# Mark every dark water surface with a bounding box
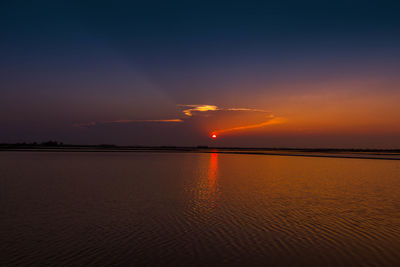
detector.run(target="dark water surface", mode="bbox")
[1,151,400,266]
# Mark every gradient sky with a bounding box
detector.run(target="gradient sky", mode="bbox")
[1,0,400,148]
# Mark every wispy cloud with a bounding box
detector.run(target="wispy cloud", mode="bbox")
[73,104,285,135]
[225,108,266,112]
[177,104,267,116]
[73,119,182,128]
[178,104,219,116]
[214,116,286,134]
[177,104,285,135]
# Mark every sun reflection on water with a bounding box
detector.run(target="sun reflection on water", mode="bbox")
[208,152,218,191]
[204,151,220,209]
[192,151,220,212]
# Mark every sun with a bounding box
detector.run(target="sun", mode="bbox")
[211,134,217,139]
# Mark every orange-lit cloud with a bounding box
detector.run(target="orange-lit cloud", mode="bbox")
[73,104,285,136]
[215,116,286,134]
[178,104,219,116]
[178,104,267,116]
[178,104,285,135]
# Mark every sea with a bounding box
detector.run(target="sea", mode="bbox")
[1,151,400,266]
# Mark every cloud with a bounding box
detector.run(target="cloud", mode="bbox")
[177,104,266,116]
[73,104,285,135]
[214,116,286,134]
[73,119,182,128]
[178,105,285,134]
[178,104,219,116]
[115,119,183,123]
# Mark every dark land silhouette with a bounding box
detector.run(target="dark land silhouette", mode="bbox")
[1,142,400,160]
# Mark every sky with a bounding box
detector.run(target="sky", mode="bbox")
[1,0,400,148]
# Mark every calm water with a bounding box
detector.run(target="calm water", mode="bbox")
[1,151,400,266]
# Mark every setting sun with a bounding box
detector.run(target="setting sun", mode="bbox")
[211,134,217,139]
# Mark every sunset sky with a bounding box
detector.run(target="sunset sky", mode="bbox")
[1,0,400,148]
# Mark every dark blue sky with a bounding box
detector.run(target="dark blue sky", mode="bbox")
[1,1,400,147]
